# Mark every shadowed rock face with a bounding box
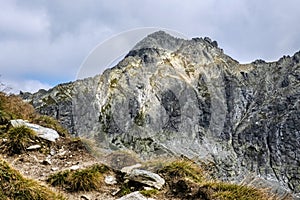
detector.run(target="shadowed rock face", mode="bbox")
[21,31,300,198]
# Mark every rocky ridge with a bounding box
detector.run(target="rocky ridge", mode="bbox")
[21,31,300,198]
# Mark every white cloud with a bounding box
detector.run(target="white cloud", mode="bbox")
[0,16,113,82]
[2,78,52,94]
[0,0,49,39]
[0,0,300,92]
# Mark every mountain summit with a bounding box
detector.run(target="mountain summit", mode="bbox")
[132,30,219,52]
[22,31,300,199]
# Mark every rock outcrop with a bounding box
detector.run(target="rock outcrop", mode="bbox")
[10,119,59,142]
[125,169,165,190]
[116,191,153,200]
[21,31,300,198]
[21,82,75,134]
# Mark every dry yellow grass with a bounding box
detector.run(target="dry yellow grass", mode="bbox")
[158,159,279,200]
[0,92,36,121]
[0,157,65,200]
[47,164,110,192]
[0,92,68,136]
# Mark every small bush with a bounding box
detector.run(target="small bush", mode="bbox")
[202,182,273,200]
[47,164,110,192]
[118,182,132,196]
[69,167,102,192]
[158,159,204,183]
[46,170,70,188]
[3,125,38,154]
[158,159,277,200]
[0,158,65,200]
[140,189,159,197]
[0,110,10,125]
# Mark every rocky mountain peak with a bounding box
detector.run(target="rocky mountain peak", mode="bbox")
[132,31,221,56]
[21,32,300,199]
[132,30,185,51]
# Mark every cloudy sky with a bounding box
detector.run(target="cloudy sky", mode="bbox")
[1,0,300,93]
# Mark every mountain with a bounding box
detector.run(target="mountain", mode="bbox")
[21,31,300,198]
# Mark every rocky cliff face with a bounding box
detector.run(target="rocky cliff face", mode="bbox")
[21,31,300,198]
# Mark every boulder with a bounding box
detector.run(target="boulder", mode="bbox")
[51,167,59,171]
[117,191,154,200]
[80,195,91,200]
[10,119,59,142]
[42,158,52,165]
[26,144,41,150]
[69,165,80,171]
[121,164,142,174]
[125,169,165,190]
[104,175,117,185]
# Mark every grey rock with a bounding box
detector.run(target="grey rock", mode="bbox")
[80,195,90,200]
[104,175,117,185]
[42,158,51,165]
[20,82,75,134]
[121,164,142,174]
[26,144,41,150]
[22,31,300,198]
[125,169,165,190]
[117,191,152,200]
[51,167,59,171]
[50,149,56,156]
[143,187,154,191]
[57,149,67,156]
[69,165,80,171]
[111,189,121,196]
[10,119,59,142]
[30,155,40,163]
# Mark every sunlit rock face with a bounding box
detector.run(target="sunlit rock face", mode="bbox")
[22,31,300,198]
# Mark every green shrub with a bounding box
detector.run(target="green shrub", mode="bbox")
[47,164,110,192]
[46,170,70,188]
[71,169,102,191]
[140,189,159,197]
[0,110,10,125]
[158,159,277,200]
[158,159,204,183]
[3,125,38,154]
[118,182,132,196]
[202,182,273,200]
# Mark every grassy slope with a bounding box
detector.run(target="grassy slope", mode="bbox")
[0,92,68,199]
[0,158,65,200]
